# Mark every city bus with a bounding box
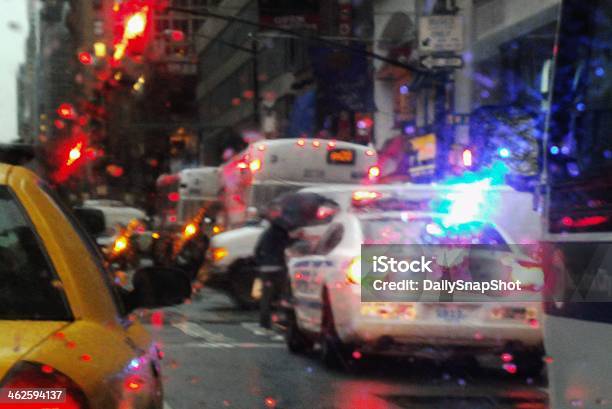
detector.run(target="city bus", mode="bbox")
[541,1,612,407]
[218,138,379,229]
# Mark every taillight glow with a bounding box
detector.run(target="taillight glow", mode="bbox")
[212,247,228,262]
[296,139,305,147]
[561,215,608,228]
[312,140,321,148]
[167,192,180,202]
[237,161,248,170]
[365,149,375,156]
[249,159,262,172]
[113,236,128,253]
[124,375,144,391]
[367,165,381,180]
[184,223,197,238]
[327,140,336,149]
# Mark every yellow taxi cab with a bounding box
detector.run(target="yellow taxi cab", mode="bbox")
[0,150,191,408]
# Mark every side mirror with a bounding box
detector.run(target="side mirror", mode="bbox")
[287,240,312,257]
[73,207,106,237]
[127,266,191,310]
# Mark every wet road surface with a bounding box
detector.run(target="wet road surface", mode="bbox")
[145,289,548,409]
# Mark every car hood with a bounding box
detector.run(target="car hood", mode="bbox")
[0,321,68,381]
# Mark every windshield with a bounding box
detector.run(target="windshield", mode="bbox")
[4,0,609,407]
[0,187,71,320]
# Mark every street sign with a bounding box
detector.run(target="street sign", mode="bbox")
[418,15,464,53]
[419,55,464,70]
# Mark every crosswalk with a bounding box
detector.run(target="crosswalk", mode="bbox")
[170,320,285,349]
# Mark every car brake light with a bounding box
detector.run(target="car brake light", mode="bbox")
[327,140,336,149]
[211,247,228,262]
[237,161,248,170]
[346,257,361,285]
[249,159,262,172]
[367,165,380,181]
[365,149,375,156]
[113,236,128,253]
[1,361,89,408]
[312,140,320,148]
[183,223,197,238]
[296,139,305,147]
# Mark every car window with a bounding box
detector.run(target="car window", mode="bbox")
[314,223,344,255]
[0,186,71,321]
[361,217,510,250]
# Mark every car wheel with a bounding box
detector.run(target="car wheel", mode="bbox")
[320,288,352,369]
[285,309,313,354]
[229,259,258,310]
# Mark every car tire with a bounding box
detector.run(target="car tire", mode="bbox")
[229,259,258,310]
[285,309,313,354]
[320,288,352,369]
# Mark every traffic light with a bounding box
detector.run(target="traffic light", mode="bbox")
[57,103,77,120]
[124,10,147,39]
[66,142,83,166]
[78,51,93,65]
[112,0,152,61]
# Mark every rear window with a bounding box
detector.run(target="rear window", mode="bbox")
[360,217,509,249]
[0,186,71,320]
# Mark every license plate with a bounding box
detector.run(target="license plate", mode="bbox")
[436,307,466,322]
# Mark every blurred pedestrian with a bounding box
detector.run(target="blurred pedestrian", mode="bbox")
[254,222,295,328]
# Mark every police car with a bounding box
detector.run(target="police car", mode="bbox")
[285,209,544,373]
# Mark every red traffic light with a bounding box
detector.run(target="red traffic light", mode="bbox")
[164,29,185,42]
[57,103,76,120]
[66,142,83,166]
[78,51,93,65]
[124,10,147,39]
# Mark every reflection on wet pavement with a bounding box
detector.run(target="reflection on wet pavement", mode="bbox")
[146,288,547,409]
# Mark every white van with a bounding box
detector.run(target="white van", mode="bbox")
[177,166,219,224]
